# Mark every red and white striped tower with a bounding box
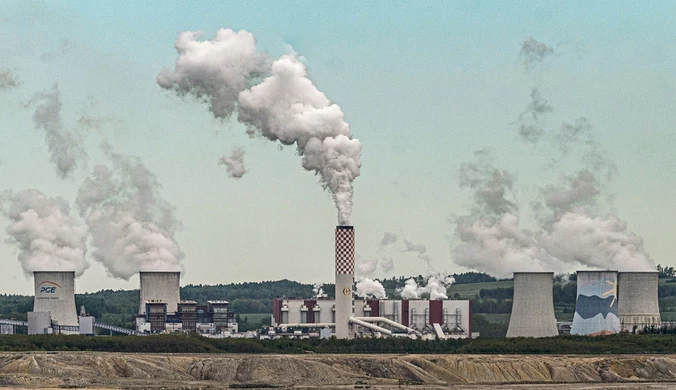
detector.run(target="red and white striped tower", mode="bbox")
[335,225,355,339]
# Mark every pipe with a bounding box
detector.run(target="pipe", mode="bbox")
[353,316,421,335]
[349,317,392,336]
[277,323,335,328]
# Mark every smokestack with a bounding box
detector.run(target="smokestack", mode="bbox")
[571,270,620,335]
[507,272,558,338]
[138,271,180,315]
[618,271,661,331]
[335,225,355,339]
[33,271,78,327]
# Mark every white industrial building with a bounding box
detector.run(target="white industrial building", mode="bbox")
[272,297,472,339]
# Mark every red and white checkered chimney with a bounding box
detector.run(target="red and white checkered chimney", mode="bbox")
[335,225,355,339]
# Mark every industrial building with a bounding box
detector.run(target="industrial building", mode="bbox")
[272,298,472,339]
[618,271,661,331]
[507,272,558,338]
[138,271,181,315]
[570,270,621,336]
[135,300,238,334]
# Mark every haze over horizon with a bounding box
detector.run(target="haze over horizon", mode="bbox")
[1,1,674,295]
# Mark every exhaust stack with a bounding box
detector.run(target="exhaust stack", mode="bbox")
[335,225,355,339]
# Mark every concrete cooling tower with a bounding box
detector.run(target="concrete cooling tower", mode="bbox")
[507,272,558,338]
[335,225,355,339]
[33,271,78,326]
[138,271,180,315]
[618,271,661,331]
[571,270,620,336]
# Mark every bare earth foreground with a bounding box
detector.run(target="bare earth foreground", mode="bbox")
[1,352,676,389]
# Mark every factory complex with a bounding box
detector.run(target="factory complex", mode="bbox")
[0,226,665,340]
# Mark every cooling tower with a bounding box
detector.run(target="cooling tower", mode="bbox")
[571,270,620,336]
[618,271,661,331]
[138,271,180,315]
[33,271,78,326]
[335,225,355,339]
[507,272,558,338]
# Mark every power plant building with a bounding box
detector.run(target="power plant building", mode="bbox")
[272,298,472,338]
[571,270,620,336]
[618,271,661,331]
[507,272,558,338]
[33,271,78,327]
[138,271,180,315]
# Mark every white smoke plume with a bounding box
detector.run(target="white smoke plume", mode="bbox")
[398,278,419,299]
[355,252,378,278]
[516,88,553,144]
[402,239,434,272]
[25,85,87,178]
[1,189,89,277]
[312,282,327,299]
[76,147,184,280]
[520,37,554,71]
[157,28,269,119]
[397,274,454,300]
[237,54,362,224]
[541,212,654,271]
[379,232,398,247]
[453,213,556,279]
[380,257,394,273]
[218,148,247,179]
[0,68,21,91]
[355,277,386,299]
[458,149,517,216]
[159,30,362,224]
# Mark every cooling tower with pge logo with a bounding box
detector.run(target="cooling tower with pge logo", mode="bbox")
[33,271,78,327]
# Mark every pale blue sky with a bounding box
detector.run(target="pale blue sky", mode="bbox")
[1,1,674,294]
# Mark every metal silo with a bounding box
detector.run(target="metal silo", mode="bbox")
[507,272,558,338]
[571,270,620,335]
[618,271,661,331]
[33,271,78,326]
[138,271,181,315]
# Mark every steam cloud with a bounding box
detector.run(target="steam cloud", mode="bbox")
[76,147,184,280]
[312,282,327,298]
[520,37,554,71]
[355,277,386,299]
[158,29,362,224]
[1,189,89,277]
[0,69,21,91]
[25,85,87,178]
[398,274,455,300]
[218,148,247,179]
[451,37,654,277]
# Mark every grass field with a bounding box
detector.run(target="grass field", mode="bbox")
[448,280,513,299]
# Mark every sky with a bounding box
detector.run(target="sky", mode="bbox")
[0,1,674,295]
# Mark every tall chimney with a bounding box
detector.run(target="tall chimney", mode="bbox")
[335,225,355,339]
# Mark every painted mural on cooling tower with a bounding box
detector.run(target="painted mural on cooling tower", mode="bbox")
[571,271,620,336]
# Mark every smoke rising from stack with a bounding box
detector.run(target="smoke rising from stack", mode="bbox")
[520,37,554,71]
[451,37,654,276]
[218,148,246,179]
[0,68,21,91]
[76,146,184,280]
[1,189,89,277]
[355,278,386,299]
[158,29,362,224]
[397,274,455,300]
[24,85,87,178]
